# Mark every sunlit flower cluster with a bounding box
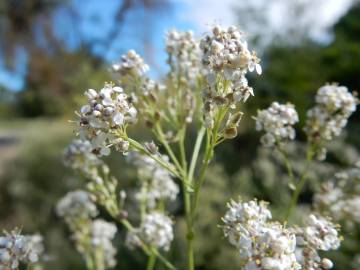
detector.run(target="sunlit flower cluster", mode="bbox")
[129,153,179,209]
[255,102,299,147]
[77,83,137,156]
[222,199,300,270]
[0,230,44,270]
[305,84,358,160]
[200,25,261,128]
[126,212,174,251]
[314,162,360,228]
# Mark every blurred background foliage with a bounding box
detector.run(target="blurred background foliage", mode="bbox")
[0,0,359,269]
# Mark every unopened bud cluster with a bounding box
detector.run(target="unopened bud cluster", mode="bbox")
[255,102,299,147]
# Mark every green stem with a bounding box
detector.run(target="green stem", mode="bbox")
[179,126,188,172]
[179,125,195,270]
[127,138,181,178]
[278,148,296,185]
[191,130,213,220]
[188,126,206,183]
[191,107,226,219]
[146,252,157,270]
[155,124,184,176]
[120,220,176,269]
[284,147,314,221]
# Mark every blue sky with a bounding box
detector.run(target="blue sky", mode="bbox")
[0,0,354,91]
[0,0,195,91]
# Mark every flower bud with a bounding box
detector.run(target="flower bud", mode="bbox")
[322,258,333,269]
[224,126,237,139]
[229,111,244,126]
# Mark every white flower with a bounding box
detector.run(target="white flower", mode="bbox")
[112,49,149,78]
[200,25,261,128]
[222,199,300,270]
[0,230,44,269]
[129,153,179,208]
[255,102,299,147]
[56,190,98,222]
[165,30,202,84]
[314,163,360,227]
[63,139,101,174]
[303,214,341,250]
[77,83,137,155]
[292,214,341,270]
[90,219,117,268]
[304,83,358,160]
[127,212,174,251]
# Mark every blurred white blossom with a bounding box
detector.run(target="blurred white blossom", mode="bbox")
[0,230,44,270]
[56,190,98,223]
[305,84,358,160]
[129,153,179,209]
[126,212,173,251]
[255,102,299,147]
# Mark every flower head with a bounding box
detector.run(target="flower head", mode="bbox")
[112,49,149,78]
[304,84,358,160]
[255,102,299,147]
[126,212,174,251]
[56,190,98,222]
[0,230,44,269]
[77,83,137,155]
[222,199,300,270]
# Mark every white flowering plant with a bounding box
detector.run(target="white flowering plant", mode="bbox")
[51,25,359,270]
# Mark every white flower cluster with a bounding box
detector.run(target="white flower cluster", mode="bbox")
[126,212,173,251]
[222,199,300,270]
[56,190,98,222]
[314,162,360,228]
[0,230,44,269]
[165,30,202,84]
[90,219,118,268]
[200,25,261,128]
[56,191,118,268]
[63,139,101,174]
[112,49,149,79]
[78,83,137,156]
[129,153,179,209]
[293,214,341,270]
[255,102,299,147]
[302,214,341,250]
[305,84,358,160]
